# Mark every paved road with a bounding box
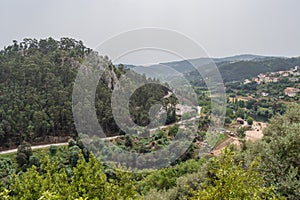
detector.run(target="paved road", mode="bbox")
[0,136,123,155]
[0,113,201,156]
[0,142,69,155]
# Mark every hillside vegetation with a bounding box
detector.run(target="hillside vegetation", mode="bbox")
[0,38,173,150]
[1,104,300,199]
[1,38,300,199]
[216,57,300,82]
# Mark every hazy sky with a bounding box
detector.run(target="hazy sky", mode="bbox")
[1,0,300,64]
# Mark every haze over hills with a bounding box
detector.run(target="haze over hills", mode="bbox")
[158,54,273,74]
[122,54,300,82]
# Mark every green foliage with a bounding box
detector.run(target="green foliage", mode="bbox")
[15,153,27,169]
[168,125,178,137]
[243,103,300,199]
[7,154,139,199]
[183,57,300,84]
[190,148,279,200]
[246,115,254,125]
[125,135,133,148]
[16,142,32,169]
[68,145,81,167]
[143,149,280,200]
[49,145,57,156]
[226,107,234,118]
[0,38,93,147]
[139,159,204,194]
[237,126,247,138]
[236,108,245,118]
[0,158,14,178]
[17,142,32,158]
[29,155,40,167]
[225,116,232,124]
[218,133,227,142]
[0,188,10,200]
[218,58,300,82]
[129,83,175,126]
[0,158,15,186]
[0,38,174,148]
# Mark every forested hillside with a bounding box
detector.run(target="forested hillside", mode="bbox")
[216,57,300,82]
[0,38,173,150]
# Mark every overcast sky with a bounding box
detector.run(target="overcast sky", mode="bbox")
[1,0,299,64]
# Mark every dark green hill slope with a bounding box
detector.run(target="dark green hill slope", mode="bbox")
[0,38,172,150]
[0,38,117,149]
[216,57,300,82]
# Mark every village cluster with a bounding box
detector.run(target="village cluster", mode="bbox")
[243,66,300,97]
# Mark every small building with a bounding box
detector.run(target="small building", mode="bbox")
[284,87,299,97]
[282,73,289,77]
[175,104,195,117]
[261,92,269,97]
[252,77,261,84]
[244,79,251,84]
[264,76,271,83]
[289,77,299,82]
[272,77,279,83]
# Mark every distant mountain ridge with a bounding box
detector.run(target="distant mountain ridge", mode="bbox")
[212,54,276,62]
[121,54,300,82]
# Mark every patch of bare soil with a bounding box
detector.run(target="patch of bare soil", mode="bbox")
[211,136,240,156]
[245,121,266,141]
[212,121,266,156]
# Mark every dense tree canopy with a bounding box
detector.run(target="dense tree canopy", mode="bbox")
[0,38,174,149]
